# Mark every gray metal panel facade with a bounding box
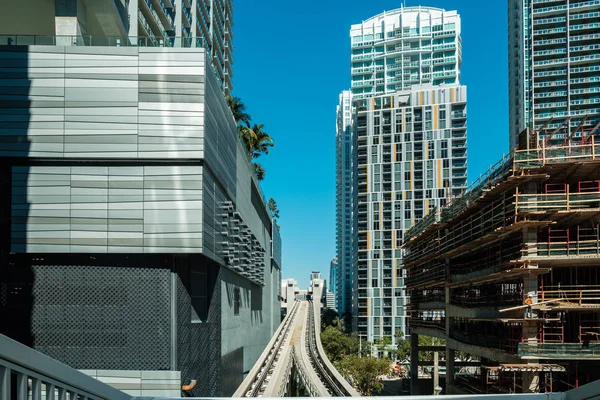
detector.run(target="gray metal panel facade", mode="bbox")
[11,165,203,253]
[0,46,205,159]
[0,45,280,396]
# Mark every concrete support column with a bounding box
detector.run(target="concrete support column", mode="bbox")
[523,228,539,259]
[174,0,183,47]
[55,0,84,44]
[128,0,139,41]
[191,0,197,46]
[410,333,419,395]
[446,348,455,393]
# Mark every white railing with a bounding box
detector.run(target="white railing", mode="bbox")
[0,334,131,400]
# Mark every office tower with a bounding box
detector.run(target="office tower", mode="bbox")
[0,2,278,397]
[1,0,233,96]
[508,0,600,150]
[348,6,467,346]
[335,91,355,319]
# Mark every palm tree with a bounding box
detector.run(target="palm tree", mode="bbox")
[225,95,275,180]
[226,95,251,126]
[253,162,266,181]
[238,124,256,158]
[268,198,279,219]
[248,123,274,159]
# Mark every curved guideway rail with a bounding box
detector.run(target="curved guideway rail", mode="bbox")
[234,300,358,397]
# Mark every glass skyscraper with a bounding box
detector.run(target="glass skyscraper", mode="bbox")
[344,6,468,346]
[509,0,600,150]
[336,91,355,317]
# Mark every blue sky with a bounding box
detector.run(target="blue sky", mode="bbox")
[233,1,508,288]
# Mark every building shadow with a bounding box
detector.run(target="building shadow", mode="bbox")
[0,43,33,347]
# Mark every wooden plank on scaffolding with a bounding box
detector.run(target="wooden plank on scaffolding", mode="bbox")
[499,299,563,313]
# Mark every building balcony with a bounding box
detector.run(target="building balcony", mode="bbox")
[569,0,600,12]
[140,0,167,39]
[571,33,600,42]
[534,37,567,47]
[535,80,568,90]
[534,90,568,98]
[571,54,600,64]
[151,0,174,30]
[533,5,567,15]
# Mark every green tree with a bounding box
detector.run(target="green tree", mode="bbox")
[418,335,446,362]
[247,123,274,160]
[321,308,341,331]
[252,162,265,181]
[341,312,353,333]
[321,326,354,362]
[374,336,393,358]
[226,95,251,125]
[226,96,276,182]
[267,198,280,230]
[395,330,411,362]
[336,356,390,396]
[267,198,280,219]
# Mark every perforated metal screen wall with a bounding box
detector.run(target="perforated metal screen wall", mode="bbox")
[31,264,172,370]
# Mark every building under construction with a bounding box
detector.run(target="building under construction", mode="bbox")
[403,126,600,394]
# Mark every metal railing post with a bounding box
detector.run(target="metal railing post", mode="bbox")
[47,383,56,400]
[0,366,9,399]
[16,373,27,399]
[32,377,42,400]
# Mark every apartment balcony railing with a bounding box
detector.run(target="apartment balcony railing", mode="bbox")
[0,34,200,48]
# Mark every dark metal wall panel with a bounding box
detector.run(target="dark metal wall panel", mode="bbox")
[176,262,222,396]
[221,347,244,397]
[31,263,171,370]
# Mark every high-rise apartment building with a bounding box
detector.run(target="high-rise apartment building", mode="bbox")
[336,91,354,317]
[347,6,467,346]
[350,7,462,99]
[508,0,600,150]
[1,0,233,95]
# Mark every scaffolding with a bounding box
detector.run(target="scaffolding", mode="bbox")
[404,140,600,394]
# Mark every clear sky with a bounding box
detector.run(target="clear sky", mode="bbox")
[233,1,509,288]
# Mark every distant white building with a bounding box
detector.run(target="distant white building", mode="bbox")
[326,292,336,310]
[281,278,299,317]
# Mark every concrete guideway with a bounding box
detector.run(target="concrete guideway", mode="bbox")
[233,301,301,397]
[297,301,331,396]
[303,301,359,396]
[234,300,357,397]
